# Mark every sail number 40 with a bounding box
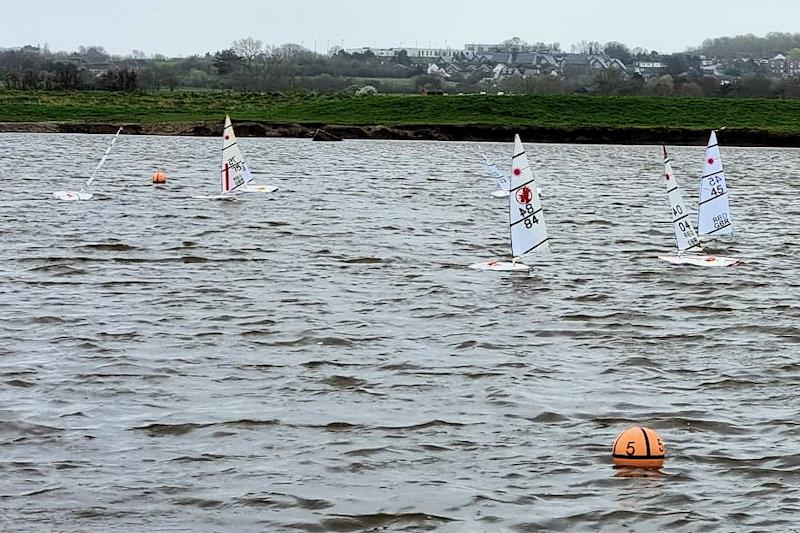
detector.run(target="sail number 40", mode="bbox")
[519,204,539,228]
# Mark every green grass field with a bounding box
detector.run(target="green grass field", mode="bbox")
[3,90,800,132]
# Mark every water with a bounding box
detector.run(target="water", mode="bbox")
[1,133,799,531]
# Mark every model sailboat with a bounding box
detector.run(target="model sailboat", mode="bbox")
[697,130,733,237]
[53,127,122,201]
[195,115,277,199]
[470,135,550,271]
[658,145,739,267]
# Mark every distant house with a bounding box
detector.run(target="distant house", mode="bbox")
[535,53,560,71]
[631,60,667,78]
[342,46,456,64]
[464,43,500,57]
[513,52,538,66]
[559,53,591,72]
[426,62,450,78]
[492,63,521,79]
[480,52,513,64]
[588,55,626,71]
[769,53,800,77]
[443,63,462,76]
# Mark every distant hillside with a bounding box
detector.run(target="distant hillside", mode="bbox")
[692,32,800,59]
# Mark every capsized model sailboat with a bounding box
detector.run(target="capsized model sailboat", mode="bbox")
[470,135,550,271]
[657,145,739,267]
[194,115,278,199]
[53,127,122,201]
[697,130,733,237]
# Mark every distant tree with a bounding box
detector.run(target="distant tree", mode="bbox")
[529,41,560,52]
[696,76,720,97]
[645,75,675,96]
[676,81,704,97]
[53,62,83,90]
[130,50,147,67]
[774,78,800,99]
[274,43,310,59]
[395,49,410,66]
[788,48,800,60]
[591,68,625,95]
[412,73,443,91]
[500,37,528,52]
[213,48,241,75]
[181,68,213,88]
[694,32,800,59]
[621,72,646,95]
[77,45,109,63]
[738,75,772,98]
[571,40,603,55]
[233,37,263,63]
[663,53,695,76]
[603,42,631,63]
[355,85,378,96]
[101,67,137,91]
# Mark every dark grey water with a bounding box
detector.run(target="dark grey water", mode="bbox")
[1,133,799,532]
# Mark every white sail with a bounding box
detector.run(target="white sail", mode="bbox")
[662,145,702,253]
[85,127,122,189]
[508,135,549,257]
[220,115,248,193]
[697,130,733,236]
[482,154,510,192]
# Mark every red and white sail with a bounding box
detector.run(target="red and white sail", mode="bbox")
[220,115,249,194]
[662,145,702,253]
[697,130,733,236]
[508,134,549,258]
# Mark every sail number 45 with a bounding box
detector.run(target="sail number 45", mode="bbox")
[519,204,539,228]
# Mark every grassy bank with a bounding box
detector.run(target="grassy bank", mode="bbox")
[4,90,800,133]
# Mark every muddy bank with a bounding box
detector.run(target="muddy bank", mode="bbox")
[2,120,800,147]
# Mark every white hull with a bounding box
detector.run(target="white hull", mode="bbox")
[240,185,278,193]
[192,194,236,201]
[491,189,509,198]
[658,254,740,267]
[53,190,93,201]
[469,259,530,271]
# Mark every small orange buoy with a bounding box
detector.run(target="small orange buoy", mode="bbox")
[612,427,666,469]
[151,170,168,184]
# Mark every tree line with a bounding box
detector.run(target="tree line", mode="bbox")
[3,33,800,99]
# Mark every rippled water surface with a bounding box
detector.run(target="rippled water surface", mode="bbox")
[1,133,799,531]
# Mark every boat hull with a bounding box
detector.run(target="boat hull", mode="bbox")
[241,185,278,193]
[658,254,740,267]
[469,259,530,271]
[192,194,236,200]
[53,190,93,201]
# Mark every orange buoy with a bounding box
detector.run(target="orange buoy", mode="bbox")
[612,427,666,469]
[151,170,168,184]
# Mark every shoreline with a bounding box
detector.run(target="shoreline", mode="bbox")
[2,120,800,147]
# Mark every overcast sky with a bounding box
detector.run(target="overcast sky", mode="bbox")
[2,0,798,56]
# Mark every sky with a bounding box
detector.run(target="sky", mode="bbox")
[2,0,799,57]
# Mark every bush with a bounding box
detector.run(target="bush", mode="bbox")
[354,85,377,96]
